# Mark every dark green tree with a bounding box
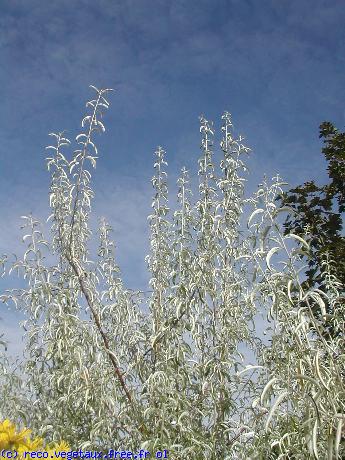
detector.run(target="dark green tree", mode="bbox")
[278,121,345,338]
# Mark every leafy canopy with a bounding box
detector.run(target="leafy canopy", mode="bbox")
[278,122,345,337]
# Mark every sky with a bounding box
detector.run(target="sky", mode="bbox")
[1,0,344,358]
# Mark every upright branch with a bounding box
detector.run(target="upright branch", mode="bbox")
[146,147,172,337]
[47,86,135,408]
[68,86,114,261]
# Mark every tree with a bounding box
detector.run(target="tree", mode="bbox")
[0,87,344,458]
[278,122,345,338]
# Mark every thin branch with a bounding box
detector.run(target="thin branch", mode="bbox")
[65,253,133,403]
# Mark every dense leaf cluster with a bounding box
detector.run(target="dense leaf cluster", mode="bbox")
[278,122,345,337]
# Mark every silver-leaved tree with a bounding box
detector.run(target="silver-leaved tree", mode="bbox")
[0,86,344,459]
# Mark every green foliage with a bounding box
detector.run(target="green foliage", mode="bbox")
[0,87,344,459]
[278,122,345,338]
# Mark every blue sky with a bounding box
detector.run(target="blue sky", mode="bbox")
[1,0,344,357]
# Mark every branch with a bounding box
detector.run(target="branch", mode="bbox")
[65,253,132,403]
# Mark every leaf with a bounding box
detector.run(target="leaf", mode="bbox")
[294,373,321,389]
[335,417,343,458]
[89,84,100,93]
[260,377,278,406]
[314,351,330,391]
[265,391,288,431]
[312,419,319,459]
[266,247,280,270]
[237,365,264,376]
[176,301,184,319]
[151,332,163,349]
[287,279,294,303]
[247,208,264,228]
[95,120,105,132]
[286,233,310,250]
[87,140,98,155]
[81,115,92,127]
[76,133,88,143]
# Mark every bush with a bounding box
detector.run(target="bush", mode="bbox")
[0,86,344,458]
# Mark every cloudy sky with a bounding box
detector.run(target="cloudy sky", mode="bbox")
[1,0,344,357]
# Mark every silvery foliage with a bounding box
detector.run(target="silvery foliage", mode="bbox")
[0,87,344,458]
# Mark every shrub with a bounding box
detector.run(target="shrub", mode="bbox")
[0,86,344,458]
